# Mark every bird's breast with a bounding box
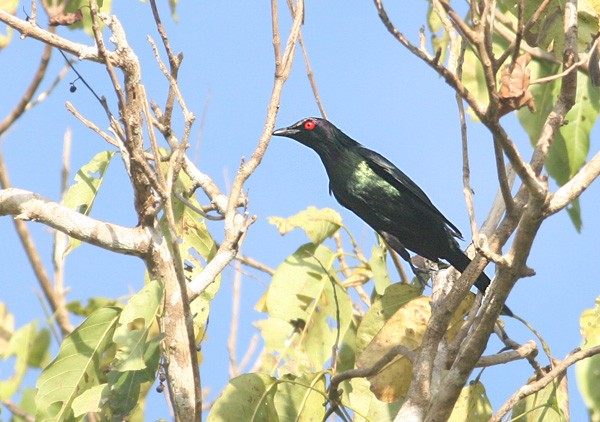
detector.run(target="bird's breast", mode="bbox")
[328,161,400,222]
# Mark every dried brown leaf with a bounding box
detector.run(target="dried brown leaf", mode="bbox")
[498,53,537,116]
[49,9,83,27]
[355,294,474,402]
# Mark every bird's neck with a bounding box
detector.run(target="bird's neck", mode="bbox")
[318,146,363,183]
[315,134,359,170]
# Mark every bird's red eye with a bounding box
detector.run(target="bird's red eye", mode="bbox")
[304,120,315,130]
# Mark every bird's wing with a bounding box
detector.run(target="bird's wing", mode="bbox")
[357,146,463,239]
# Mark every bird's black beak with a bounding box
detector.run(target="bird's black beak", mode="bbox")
[273,127,299,137]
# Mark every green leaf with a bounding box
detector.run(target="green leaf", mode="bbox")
[171,193,218,263]
[62,0,113,37]
[266,243,335,322]
[356,295,472,403]
[576,296,600,420]
[275,373,327,422]
[13,387,37,422]
[0,301,14,356]
[268,207,342,245]
[566,198,583,232]
[113,280,163,371]
[36,306,121,422]
[548,73,599,228]
[504,0,598,54]
[553,73,599,182]
[448,381,493,422]
[355,283,421,356]
[106,335,162,418]
[0,322,41,401]
[66,297,121,317]
[167,171,220,338]
[27,327,51,368]
[169,0,178,22]
[576,336,600,422]
[369,243,391,295]
[579,295,600,344]
[461,48,489,122]
[349,377,403,422]
[255,317,311,376]
[517,60,561,145]
[512,378,567,422]
[524,0,565,52]
[0,25,11,50]
[427,2,449,65]
[519,64,599,230]
[71,384,109,416]
[207,373,279,422]
[263,243,353,373]
[0,0,17,49]
[63,150,115,257]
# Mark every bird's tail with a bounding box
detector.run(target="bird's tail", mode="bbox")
[445,249,513,316]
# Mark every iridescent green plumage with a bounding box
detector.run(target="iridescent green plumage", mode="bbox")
[273,117,512,315]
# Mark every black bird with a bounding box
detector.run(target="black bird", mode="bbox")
[273,117,511,316]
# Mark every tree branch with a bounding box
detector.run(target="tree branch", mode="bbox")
[0,10,109,63]
[544,147,600,216]
[187,0,304,301]
[0,188,150,255]
[492,345,600,422]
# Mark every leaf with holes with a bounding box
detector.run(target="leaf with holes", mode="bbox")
[268,206,342,245]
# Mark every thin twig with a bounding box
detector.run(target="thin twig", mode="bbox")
[494,324,544,377]
[174,191,223,220]
[285,0,327,119]
[480,163,515,237]
[194,90,212,165]
[494,18,561,65]
[0,35,54,135]
[329,344,417,393]
[0,152,74,336]
[228,260,242,378]
[148,0,181,127]
[545,148,600,216]
[65,102,119,148]
[437,0,479,44]
[491,345,600,422]
[188,0,304,301]
[493,135,515,214]
[271,0,282,64]
[495,0,556,67]
[333,231,371,308]
[24,61,70,112]
[510,0,525,66]
[1,400,34,422]
[234,251,276,275]
[57,49,125,141]
[475,340,537,367]
[531,36,600,85]
[140,84,168,199]
[52,128,72,334]
[333,231,351,278]
[432,0,459,73]
[457,40,479,240]
[29,0,37,24]
[237,334,260,374]
[89,1,126,114]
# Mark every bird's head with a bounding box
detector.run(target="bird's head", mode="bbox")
[273,118,351,155]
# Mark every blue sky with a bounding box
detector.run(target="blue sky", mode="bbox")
[1,1,599,420]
